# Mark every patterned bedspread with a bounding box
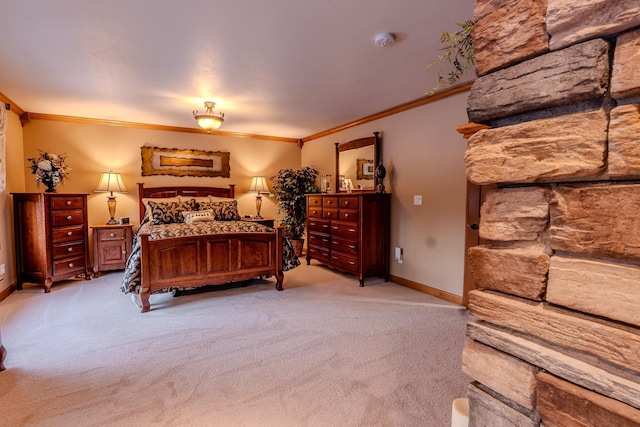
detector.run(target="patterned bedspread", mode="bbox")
[120,219,300,294]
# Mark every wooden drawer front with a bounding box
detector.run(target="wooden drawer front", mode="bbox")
[331,236,358,255]
[53,255,86,276]
[51,209,85,226]
[339,197,359,209]
[331,221,359,239]
[308,206,323,218]
[330,251,358,273]
[308,245,330,263]
[51,196,84,210]
[308,196,323,208]
[309,232,331,248]
[53,241,85,260]
[97,228,127,241]
[323,208,338,220]
[322,197,338,208]
[308,219,331,233]
[338,209,358,222]
[52,225,84,243]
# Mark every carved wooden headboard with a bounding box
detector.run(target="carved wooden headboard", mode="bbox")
[137,182,236,221]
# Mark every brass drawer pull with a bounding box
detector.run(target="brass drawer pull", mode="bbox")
[67,231,73,236]
[348,245,356,249]
[66,215,72,220]
[68,262,74,268]
[67,247,73,252]
[66,200,72,206]
[109,232,116,238]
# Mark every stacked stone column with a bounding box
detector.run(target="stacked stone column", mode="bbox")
[462,0,640,425]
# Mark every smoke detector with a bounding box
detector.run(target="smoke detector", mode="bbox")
[374,32,395,48]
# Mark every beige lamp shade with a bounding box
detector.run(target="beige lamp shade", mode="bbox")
[95,171,127,224]
[248,176,270,219]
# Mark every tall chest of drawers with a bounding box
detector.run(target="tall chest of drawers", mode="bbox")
[12,193,91,292]
[306,192,391,286]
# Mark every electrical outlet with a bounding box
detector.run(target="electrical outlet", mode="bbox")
[414,195,422,205]
[0,264,5,275]
[394,247,403,264]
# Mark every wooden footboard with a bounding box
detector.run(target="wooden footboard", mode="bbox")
[137,226,284,312]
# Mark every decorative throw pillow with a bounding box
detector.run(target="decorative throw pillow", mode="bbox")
[147,199,197,225]
[199,200,241,221]
[142,196,181,220]
[182,209,214,223]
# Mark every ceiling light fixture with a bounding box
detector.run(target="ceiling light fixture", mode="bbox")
[193,101,225,133]
[374,32,395,48]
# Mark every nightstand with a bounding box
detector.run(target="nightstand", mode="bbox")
[245,218,275,227]
[92,224,133,277]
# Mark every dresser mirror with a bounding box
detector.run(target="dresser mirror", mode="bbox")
[334,132,380,192]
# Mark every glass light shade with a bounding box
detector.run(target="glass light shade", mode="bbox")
[95,171,127,224]
[193,101,224,132]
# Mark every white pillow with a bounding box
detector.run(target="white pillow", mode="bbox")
[182,209,215,223]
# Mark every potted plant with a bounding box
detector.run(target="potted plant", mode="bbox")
[425,20,475,94]
[270,165,320,256]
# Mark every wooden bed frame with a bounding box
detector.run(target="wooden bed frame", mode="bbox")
[135,183,284,312]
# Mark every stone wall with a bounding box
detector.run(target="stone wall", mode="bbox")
[462,0,640,425]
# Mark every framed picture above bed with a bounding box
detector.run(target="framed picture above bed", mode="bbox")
[140,146,231,178]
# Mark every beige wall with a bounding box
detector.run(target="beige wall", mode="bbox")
[5,90,469,298]
[1,109,26,294]
[302,92,469,297]
[20,120,301,266]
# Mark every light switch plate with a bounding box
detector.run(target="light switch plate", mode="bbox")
[414,195,422,205]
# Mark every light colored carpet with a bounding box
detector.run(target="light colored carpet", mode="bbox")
[0,262,470,427]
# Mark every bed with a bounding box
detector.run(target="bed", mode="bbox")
[121,183,299,312]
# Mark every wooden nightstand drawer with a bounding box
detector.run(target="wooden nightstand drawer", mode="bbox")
[96,228,128,241]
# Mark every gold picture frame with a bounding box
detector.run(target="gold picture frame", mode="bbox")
[356,158,375,180]
[141,146,230,178]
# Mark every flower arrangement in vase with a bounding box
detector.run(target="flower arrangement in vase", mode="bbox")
[27,150,71,193]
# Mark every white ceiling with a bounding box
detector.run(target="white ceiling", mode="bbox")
[0,0,474,139]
